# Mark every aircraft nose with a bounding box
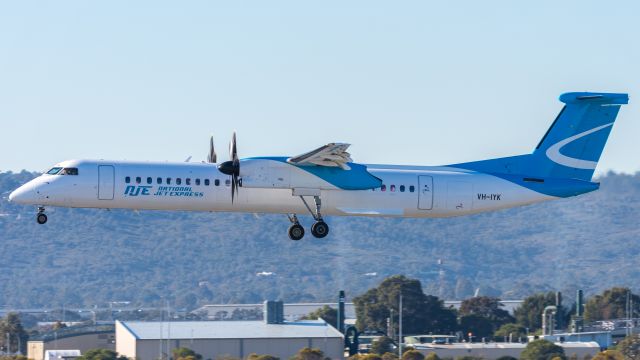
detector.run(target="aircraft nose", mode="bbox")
[8,184,39,204]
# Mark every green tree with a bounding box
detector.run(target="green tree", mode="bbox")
[584,287,640,322]
[401,350,425,360]
[0,313,28,354]
[459,297,514,326]
[371,337,395,355]
[354,275,457,334]
[246,354,279,360]
[459,314,494,340]
[514,293,560,331]
[292,347,328,360]
[381,353,399,360]
[520,339,565,360]
[591,350,623,360]
[300,305,337,327]
[76,349,128,360]
[172,347,203,360]
[494,323,527,340]
[616,334,640,360]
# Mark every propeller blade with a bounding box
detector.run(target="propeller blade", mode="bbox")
[207,136,217,163]
[218,131,240,204]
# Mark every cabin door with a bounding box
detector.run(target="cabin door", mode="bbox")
[418,175,433,210]
[98,165,115,200]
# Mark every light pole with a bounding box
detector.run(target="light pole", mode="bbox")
[398,294,403,358]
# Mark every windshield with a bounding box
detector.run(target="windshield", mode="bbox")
[46,167,62,175]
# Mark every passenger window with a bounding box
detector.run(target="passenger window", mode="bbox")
[196,179,201,186]
[135,177,141,184]
[186,178,191,185]
[400,185,405,192]
[205,179,210,186]
[147,177,152,184]
[225,179,230,186]
[167,178,172,185]
[157,177,162,184]
[214,179,220,186]
[125,176,130,184]
[177,178,182,185]
[390,185,396,192]
[381,184,386,192]
[410,185,415,192]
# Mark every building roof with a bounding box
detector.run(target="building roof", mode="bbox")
[414,342,601,350]
[118,320,343,340]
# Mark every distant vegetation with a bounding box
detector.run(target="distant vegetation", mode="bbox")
[0,171,639,309]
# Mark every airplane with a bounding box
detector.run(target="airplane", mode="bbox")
[9,92,628,240]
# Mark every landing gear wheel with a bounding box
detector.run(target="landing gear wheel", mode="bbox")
[311,221,329,238]
[288,224,305,241]
[36,213,48,225]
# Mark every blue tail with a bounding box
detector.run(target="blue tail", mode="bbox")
[453,92,628,181]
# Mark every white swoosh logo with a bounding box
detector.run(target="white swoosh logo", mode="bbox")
[545,122,614,169]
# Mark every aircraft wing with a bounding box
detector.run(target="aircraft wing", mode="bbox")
[287,143,353,170]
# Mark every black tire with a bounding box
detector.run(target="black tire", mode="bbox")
[36,213,48,225]
[311,221,329,238]
[288,224,304,241]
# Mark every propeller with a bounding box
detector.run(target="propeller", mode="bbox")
[217,132,240,203]
[207,136,217,163]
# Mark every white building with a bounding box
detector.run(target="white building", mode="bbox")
[116,320,344,360]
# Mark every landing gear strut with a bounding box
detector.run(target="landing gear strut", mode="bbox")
[299,195,330,239]
[36,207,47,225]
[287,214,304,241]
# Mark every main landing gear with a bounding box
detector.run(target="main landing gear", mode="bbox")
[287,195,330,241]
[36,207,48,225]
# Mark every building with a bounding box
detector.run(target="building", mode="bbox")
[116,320,344,360]
[413,341,601,359]
[27,324,115,360]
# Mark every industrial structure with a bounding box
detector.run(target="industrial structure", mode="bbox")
[26,324,115,360]
[116,301,344,360]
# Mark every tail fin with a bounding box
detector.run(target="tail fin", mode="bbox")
[452,92,628,181]
[530,92,628,180]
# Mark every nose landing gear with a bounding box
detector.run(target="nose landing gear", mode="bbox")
[36,207,48,224]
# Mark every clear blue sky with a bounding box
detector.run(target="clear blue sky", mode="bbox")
[1,1,638,174]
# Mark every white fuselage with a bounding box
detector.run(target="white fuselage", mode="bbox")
[10,159,555,218]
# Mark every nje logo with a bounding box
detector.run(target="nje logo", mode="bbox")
[124,186,152,196]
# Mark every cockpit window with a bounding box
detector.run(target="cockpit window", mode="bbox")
[59,168,79,175]
[46,167,63,175]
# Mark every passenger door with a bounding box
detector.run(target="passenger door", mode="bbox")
[98,165,115,200]
[418,175,433,210]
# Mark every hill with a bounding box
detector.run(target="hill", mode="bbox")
[0,170,639,309]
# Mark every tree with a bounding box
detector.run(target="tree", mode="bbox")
[514,293,562,331]
[382,353,399,360]
[246,354,279,360]
[292,347,328,360]
[0,313,28,354]
[495,357,517,360]
[459,314,494,340]
[591,350,623,360]
[459,297,514,326]
[354,275,458,335]
[584,287,640,322]
[76,349,128,360]
[401,350,425,360]
[300,305,337,327]
[616,334,640,360]
[494,323,527,340]
[424,353,441,360]
[371,337,395,355]
[172,347,203,360]
[520,339,566,360]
